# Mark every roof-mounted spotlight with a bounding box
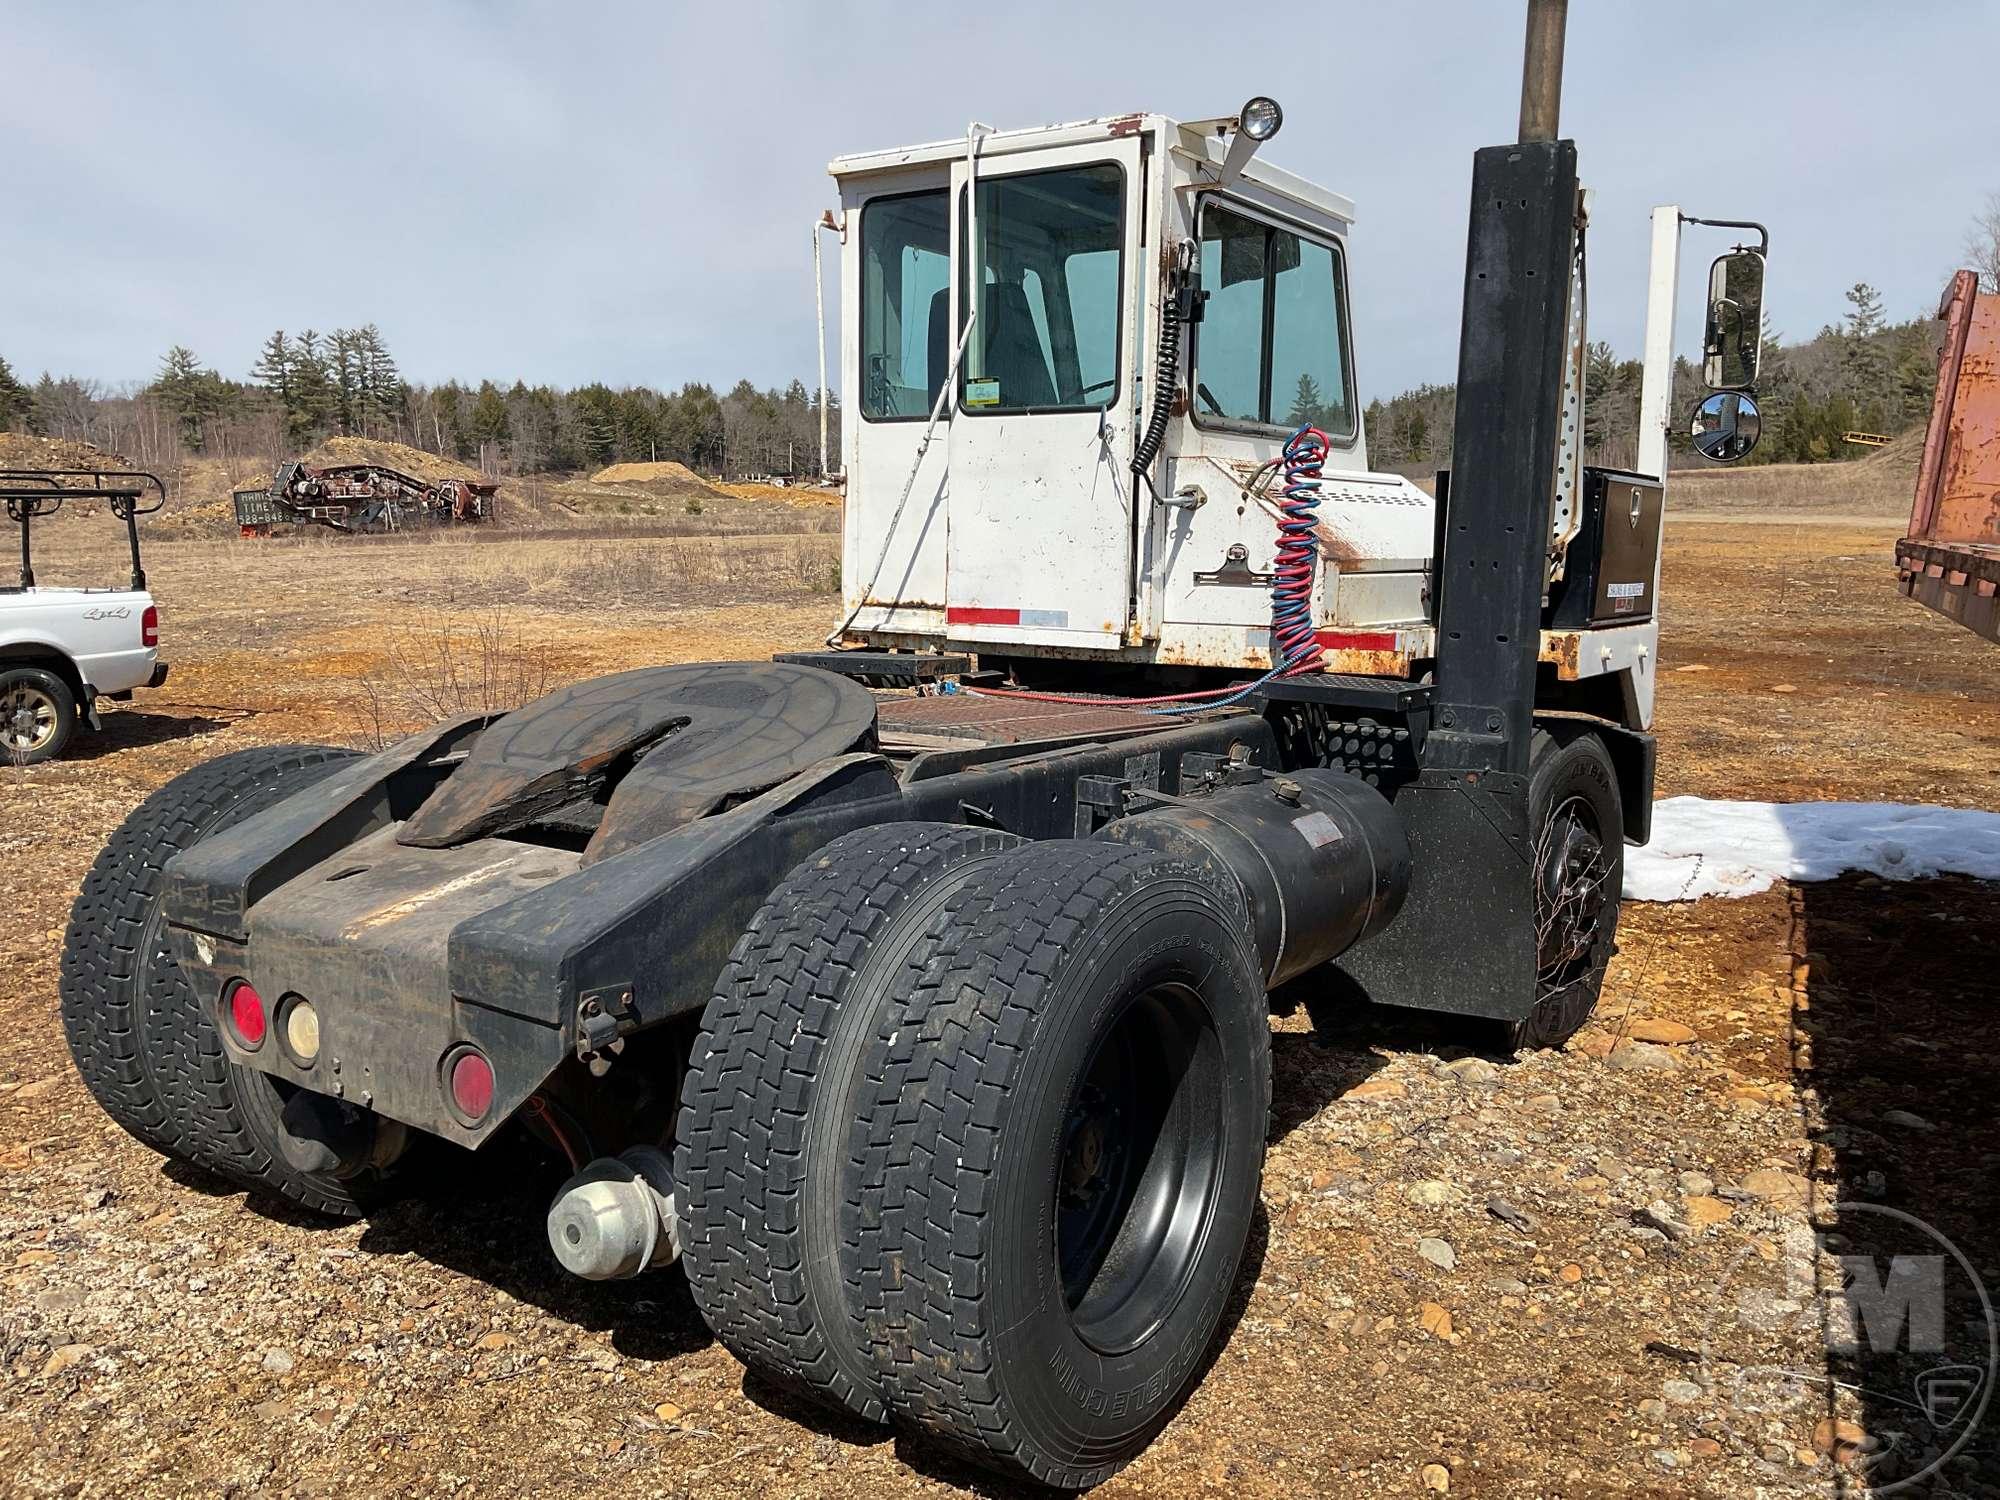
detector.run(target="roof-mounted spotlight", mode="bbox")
[1218,95,1283,186]
[1239,96,1284,143]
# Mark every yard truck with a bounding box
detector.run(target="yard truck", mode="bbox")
[55,2,1769,1485]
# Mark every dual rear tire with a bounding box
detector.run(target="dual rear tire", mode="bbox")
[677,827,1270,1488]
[58,744,401,1216]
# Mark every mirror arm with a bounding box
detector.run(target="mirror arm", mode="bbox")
[1679,214,1769,256]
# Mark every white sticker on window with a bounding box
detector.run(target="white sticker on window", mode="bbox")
[1606,581,1646,599]
[965,378,1001,408]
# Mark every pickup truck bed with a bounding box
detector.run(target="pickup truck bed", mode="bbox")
[0,584,167,759]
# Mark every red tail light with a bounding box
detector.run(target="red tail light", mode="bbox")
[445,1047,495,1123]
[226,981,266,1049]
[141,605,159,648]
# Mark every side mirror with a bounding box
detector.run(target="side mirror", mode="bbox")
[1689,391,1761,463]
[1702,249,1765,390]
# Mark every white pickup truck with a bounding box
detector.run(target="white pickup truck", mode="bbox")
[2,469,170,764]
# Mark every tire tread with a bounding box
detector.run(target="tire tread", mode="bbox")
[59,743,373,1214]
[840,840,1266,1488]
[675,821,1022,1420]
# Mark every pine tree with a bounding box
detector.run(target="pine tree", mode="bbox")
[1895,344,1937,428]
[329,329,362,435]
[573,386,618,466]
[1397,405,1429,462]
[1285,372,1330,427]
[1582,341,1618,452]
[354,324,400,436]
[251,330,299,443]
[293,330,335,441]
[1840,284,1889,425]
[0,354,28,430]
[469,381,510,446]
[1843,283,1885,339]
[152,345,222,451]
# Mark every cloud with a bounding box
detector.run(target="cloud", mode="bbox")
[0,0,1986,403]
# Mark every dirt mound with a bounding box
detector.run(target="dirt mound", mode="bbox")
[588,460,720,495]
[713,480,840,507]
[302,436,490,487]
[1852,426,1925,479]
[0,434,133,478]
[1670,426,1925,519]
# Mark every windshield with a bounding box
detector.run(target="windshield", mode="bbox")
[1193,200,1354,436]
[961,162,1124,415]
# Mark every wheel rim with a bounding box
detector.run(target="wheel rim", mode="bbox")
[3,683,58,754]
[1055,981,1225,1357]
[1534,791,1610,998]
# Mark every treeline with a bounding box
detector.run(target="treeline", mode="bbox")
[0,274,1951,484]
[0,326,835,480]
[1365,282,1943,473]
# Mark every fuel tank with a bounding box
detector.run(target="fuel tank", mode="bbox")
[1101,767,1410,988]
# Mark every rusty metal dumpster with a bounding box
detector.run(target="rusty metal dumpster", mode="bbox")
[1898,269,2000,643]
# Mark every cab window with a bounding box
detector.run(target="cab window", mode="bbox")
[1194,201,1353,436]
[860,189,950,420]
[961,162,1124,414]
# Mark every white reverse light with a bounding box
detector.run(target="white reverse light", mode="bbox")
[283,997,321,1065]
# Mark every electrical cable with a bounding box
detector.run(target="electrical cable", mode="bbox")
[1270,424,1331,674]
[1129,240,1199,499]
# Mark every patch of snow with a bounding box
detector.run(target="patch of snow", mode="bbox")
[1624,797,2000,901]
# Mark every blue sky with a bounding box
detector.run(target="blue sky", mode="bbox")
[3,1,1991,400]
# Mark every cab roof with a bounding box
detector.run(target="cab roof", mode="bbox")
[827,111,1356,226]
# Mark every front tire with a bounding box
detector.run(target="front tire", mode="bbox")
[59,744,399,1216]
[1,665,77,764]
[843,841,1270,1489]
[1507,728,1623,1050]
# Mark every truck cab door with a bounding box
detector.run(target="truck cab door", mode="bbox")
[943,138,1144,650]
[1152,193,1367,652]
[840,171,953,637]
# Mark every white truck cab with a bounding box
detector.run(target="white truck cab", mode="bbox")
[2,470,169,763]
[824,104,1684,733]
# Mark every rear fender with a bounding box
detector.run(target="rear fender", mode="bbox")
[163,714,497,941]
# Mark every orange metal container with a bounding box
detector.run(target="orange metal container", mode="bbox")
[1899,270,2000,643]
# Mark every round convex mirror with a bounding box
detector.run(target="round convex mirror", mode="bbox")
[1689,390,1761,463]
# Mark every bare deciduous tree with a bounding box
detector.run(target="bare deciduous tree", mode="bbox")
[1968,191,2000,293]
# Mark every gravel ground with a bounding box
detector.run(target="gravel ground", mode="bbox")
[3,515,1998,1497]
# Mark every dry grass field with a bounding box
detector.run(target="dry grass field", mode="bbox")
[2,469,1997,1497]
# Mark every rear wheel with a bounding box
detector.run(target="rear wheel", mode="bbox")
[2,665,77,765]
[676,822,1023,1422]
[59,744,401,1216]
[842,841,1270,1489]
[1508,729,1623,1050]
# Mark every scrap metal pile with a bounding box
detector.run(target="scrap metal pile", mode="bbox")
[234,460,498,536]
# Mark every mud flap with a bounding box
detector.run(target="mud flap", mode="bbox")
[1332,768,1537,1021]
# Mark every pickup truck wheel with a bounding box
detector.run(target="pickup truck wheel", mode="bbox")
[1,665,77,765]
[676,822,1023,1422]
[1508,729,1623,1051]
[843,842,1270,1489]
[58,744,395,1217]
